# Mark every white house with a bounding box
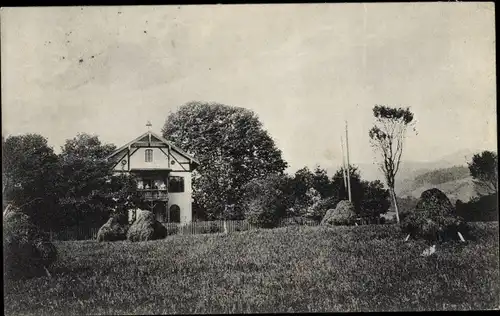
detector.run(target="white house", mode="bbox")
[106,124,199,224]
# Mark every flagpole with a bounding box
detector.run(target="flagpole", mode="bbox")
[340,136,348,191]
[345,120,352,202]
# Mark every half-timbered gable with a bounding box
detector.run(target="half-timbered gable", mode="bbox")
[106,125,199,224]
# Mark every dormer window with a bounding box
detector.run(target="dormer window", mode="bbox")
[145,149,153,162]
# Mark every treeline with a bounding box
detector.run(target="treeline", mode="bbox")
[2,133,141,231]
[235,165,391,228]
[163,102,391,226]
[1,131,392,231]
[3,101,496,231]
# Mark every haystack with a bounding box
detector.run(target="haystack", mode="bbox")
[401,188,467,242]
[127,210,168,242]
[97,214,129,242]
[321,200,356,226]
[3,207,57,280]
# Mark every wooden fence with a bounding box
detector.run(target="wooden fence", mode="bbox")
[162,220,258,235]
[48,217,384,241]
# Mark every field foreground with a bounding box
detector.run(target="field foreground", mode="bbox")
[4,223,500,314]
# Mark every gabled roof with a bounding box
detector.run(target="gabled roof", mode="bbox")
[106,131,200,166]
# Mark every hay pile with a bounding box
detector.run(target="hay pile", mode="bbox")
[127,210,168,242]
[3,207,57,280]
[97,213,129,242]
[401,188,467,242]
[321,200,357,226]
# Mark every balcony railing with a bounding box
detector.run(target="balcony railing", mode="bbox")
[138,189,169,201]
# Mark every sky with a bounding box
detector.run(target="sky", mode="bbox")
[1,3,497,175]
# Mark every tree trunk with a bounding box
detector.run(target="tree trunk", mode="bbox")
[390,188,400,224]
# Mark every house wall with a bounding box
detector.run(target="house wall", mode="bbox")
[129,147,170,169]
[168,171,192,224]
[118,147,192,172]
[112,141,195,224]
[112,149,128,172]
[120,170,193,224]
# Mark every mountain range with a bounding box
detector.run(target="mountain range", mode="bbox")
[326,148,496,203]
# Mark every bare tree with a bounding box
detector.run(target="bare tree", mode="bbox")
[369,105,415,224]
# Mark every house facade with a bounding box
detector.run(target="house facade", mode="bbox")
[106,127,199,224]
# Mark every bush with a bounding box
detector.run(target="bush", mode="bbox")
[306,196,339,221]
[96,214,129,242]
[3,208,57,280]
[242,174,289,228]
[400,188,467,242]
[321,200,357,226]
[127,210,168,242]
[456,193,498,222]
[394,196,419,222]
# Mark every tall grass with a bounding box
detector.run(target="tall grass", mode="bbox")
[6,223,499,315]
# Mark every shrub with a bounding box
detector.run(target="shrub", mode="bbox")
[3,208,57,280]
[305,196,339,221]
[456,193,498,222]
[321,200,357,226]
[400,188,467,243]
[96,214,129,242]
[242,174,289,228]
[127,210,168,242]
[393,196,419,222]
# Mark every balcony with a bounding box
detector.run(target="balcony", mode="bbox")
[138,189,169,201]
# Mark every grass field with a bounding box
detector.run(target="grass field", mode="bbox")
[4,223,499,314]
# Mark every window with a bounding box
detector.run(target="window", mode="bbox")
[169,176,184,193]
[145,149,153,162]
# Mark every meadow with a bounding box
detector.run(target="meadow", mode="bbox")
[4,222,499,314]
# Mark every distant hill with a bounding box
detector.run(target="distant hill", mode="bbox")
[327,148,480,183]
[326,148,495,203]
[392,149,496,202]
[397,165,471,196]
[398,170,477,203]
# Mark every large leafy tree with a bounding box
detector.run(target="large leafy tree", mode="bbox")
[286,166,334,216]
[312,166,334,198]
[330,165,365,210]
[242,173,290,228]
[467,150,498,195]
[57,133,140,228]
[288,167,315,213]
[299,164,390,222]
[162,101,288,220]
[359,179,391,221]
[2,134,60,229]
[369,105,415,224]
[330,165,390,221]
